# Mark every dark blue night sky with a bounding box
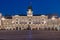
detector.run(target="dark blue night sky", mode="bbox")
[0,0,60,16]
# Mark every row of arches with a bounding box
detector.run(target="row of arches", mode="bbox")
[31,27,58,31]
[11,27,58,31]
[0,26,59,31]
[12,27,31,30]
[43,27,58,31]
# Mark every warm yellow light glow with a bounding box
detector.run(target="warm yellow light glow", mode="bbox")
[12,21,14,23]
[15,15,19,16]
[41,15,45,16]
[1,17,5,20]
[6,27,11,29]
[52,16,55,20]
[44,21,46,24]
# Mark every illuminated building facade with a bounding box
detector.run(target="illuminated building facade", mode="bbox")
[0,6,60,31]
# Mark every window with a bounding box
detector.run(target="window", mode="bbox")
[29,19,31,21]
[16,18,19,21]
[29,22,31,24]
[16,22,18,24]
[42,19,44,21]
[42,22,44,24]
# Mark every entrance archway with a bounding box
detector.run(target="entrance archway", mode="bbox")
[1,28,5,30]
[19,27,21,30]
[32,28,37,30]
[55,27,58,31]
[39,28,41,30]
[16,27,18,30]
[44,28,47,30]
[13,28,15,30]
[51,27,54,31]
[48,27,50,30]
[27,25,31,30]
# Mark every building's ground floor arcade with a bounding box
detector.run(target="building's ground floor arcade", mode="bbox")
[0,24,60,31]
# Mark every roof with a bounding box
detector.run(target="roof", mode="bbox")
[5,16,12,19]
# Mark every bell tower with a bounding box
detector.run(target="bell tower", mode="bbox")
[27,6,33,16]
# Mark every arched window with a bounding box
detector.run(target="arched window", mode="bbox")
[48,27,50,30]
[29,19,31,21]
[19,27,21,30]
[16,27,18,30]
[16,22,18,24]
[51,27,54,30]
[55,27,58,31]
[29,22,31,24]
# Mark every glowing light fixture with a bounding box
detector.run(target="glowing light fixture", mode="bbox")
[52,16,55,20]
[12,21,14,23]
[44,21,46,24]
[1,17,5,20]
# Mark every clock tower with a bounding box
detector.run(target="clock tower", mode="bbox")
[27,6,33,16]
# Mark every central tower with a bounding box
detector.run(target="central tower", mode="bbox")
[27,6,33,16]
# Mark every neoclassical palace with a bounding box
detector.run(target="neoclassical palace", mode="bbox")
[0,6,60,31]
